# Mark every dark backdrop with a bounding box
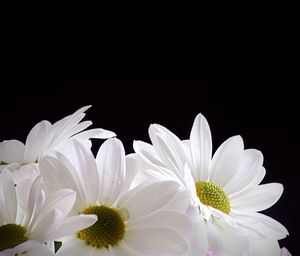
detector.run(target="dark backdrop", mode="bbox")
[1,21,299,254]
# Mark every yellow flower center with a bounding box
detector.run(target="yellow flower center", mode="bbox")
[0,224,28,252]
[78,206,125,249]
[195,181,231,214]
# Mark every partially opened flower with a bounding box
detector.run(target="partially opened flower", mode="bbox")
[0,170,97,256]
[39,138,192,255]
[0,105,115,183]
[133,113,288,255]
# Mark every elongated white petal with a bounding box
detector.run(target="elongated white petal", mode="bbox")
[129,211,192,236]
[133,140,164,168]
[190,113,212,182]
[56,238,92,256]
[62,140,99,205]
[24,121,52,163]
[248,237,281,256]
[38,189,76,221]
[39,155,87,211]
[210,136,244,187]
[96,138,126,205]
[224,149,265,195]
[0,170,17,223]
[73,128,116,140]
[231,183,283,212]
[30,209,63,242]
[126,227,189,255]
[118,181,180,220]
[151,133,186,183]
[46,214,97,241]
[2,240,55,256]
[0,140,25,164]
[234,212,288,239]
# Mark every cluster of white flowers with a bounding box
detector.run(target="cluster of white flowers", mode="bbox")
[0,106,291,256]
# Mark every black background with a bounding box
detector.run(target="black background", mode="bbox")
[1,14,299,254]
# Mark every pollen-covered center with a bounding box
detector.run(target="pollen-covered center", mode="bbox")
[195,181,231,214]
[78,205,125,249]
[0,224,28,251]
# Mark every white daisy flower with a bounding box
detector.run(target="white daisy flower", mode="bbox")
[39,138,192,256]
[0,105,115,183]
[0,169,97,256]
[133,113,288,255]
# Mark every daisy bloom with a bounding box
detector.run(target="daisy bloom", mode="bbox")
[0,105,115,183]
[133,113,288,256]
[0,169,97,256]
[39,138,192,256]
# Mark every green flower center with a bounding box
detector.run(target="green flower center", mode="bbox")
[195,181,231,214]
[78,206,125,249]
[0,224,28,252]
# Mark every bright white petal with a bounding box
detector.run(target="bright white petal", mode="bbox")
[2,240,55,256]
[96,138,126,205]
[46,214,97,241]
[24,121,52,163]
[129,211,192,237]
[210,136,244,187]
[126,227,189,255]
[61,140,99,204]
[0,170,17,223]
[248,237,281,256]
[39,155,87,211]
[133,140,164,168]
[118,181,180,220]
[73,128,116,140]
[30,209,63,242]
[224,149,265,195]
[0,139,25,164]
[189,113,212,182]
[231,183,283,212]
[56,237,92,256]
[234,212,288,239]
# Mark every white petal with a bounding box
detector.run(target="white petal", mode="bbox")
[24,121,52,163]
[50,106,92,148]
[210,136,244,187]
[62,140,99,204]
[39,155,87,211]
[149,124,188,173]
[231,183,283,212]
[129,211,192,237]
[150,133,186,184]
[126,227,189,255]
[30,209,63,242]
[73,128,116,140]
[122,154,140,191]
[56,238,92,256]
[234,212,288,239]
[0,139,25,164]
[46,214,97,240]
[281,247,292,256]
[133,140,164,168]
[39,189,76,220]
[248,237,281,256]
[96,138,126,205]
[118,181,179,220]
[189,113,212,182]
[224,149,265,195]
[2,240,55,256]
[0,170,17,223]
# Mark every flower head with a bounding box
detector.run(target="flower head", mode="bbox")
[0,170,96,256]
[133,113,288,255]
[0,105,115,184]
[40,138,192,255]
